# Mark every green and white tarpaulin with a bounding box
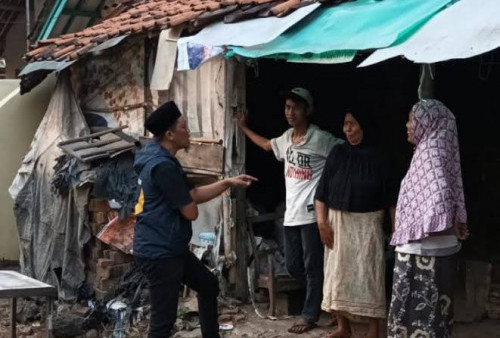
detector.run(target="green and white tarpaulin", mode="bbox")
[228,0,453,62]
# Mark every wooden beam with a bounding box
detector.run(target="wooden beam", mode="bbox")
[234,188,249,300]
[176,142,225,174]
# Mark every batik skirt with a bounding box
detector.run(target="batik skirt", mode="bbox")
[387,252,457,338]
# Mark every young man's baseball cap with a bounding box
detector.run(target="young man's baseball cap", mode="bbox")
[282,87,314,109]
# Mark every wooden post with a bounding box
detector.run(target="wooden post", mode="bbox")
[268,255,276,317]
[11,297,16,338]
[233,188,248,300]
[222,190,234,283]
[47,298,53,338]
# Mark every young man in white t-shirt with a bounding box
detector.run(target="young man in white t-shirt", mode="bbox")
[237,88,343,334]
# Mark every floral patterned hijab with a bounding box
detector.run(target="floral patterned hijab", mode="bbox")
[391,100,467,246]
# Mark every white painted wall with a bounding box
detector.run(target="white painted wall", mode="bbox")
[0,76,55,260]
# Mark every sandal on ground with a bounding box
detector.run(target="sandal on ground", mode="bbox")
[287,320,317,334]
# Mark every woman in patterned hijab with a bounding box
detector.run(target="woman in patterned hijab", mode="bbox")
[387,100,469,338]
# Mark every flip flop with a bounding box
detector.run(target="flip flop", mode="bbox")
[287,321,317,334]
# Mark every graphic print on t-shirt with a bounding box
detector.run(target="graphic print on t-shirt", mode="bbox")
[285,146,313,180]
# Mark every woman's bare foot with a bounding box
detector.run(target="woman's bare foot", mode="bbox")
[324,327,352,338]
[365,318,380,338]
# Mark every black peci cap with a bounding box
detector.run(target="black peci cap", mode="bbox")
[145,101,182,136]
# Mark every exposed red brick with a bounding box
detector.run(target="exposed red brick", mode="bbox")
[89,199,112,213]
[97,277,120,291]
[93,211,108,225]
[97,258,114,268]
[108,250,133,264]
[96,262,131,279]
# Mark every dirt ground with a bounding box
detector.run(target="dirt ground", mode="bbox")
[1,298,499,338]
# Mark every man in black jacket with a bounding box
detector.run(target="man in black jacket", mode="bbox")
[134,101,256,338]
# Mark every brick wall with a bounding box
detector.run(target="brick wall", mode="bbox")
[85,199,133,300]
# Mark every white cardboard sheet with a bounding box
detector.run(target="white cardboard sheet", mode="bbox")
[180,3,320,48]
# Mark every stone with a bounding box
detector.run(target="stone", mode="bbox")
[18,326,34,335]
[172,328,202,338]
[174,318,185,331]
[181,297,199,314]
[218,314,232,322]
[72,304,90,318]
[53,315,86,338]
[233,314,246,322]
[16,300,41,324]
[221,307,239,315]
[57,303,73,316]
[85,329,99,338]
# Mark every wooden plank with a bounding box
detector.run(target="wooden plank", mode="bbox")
[268,254,276,316]
[58,126,128,146]
[72,137,122,151]
[100,140,134,151]
[176,142,224,174]
[76,147,109,158]
[64,141,89,150]
[234,189,248,300]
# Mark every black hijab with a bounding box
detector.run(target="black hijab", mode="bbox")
[315,109,396,212]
